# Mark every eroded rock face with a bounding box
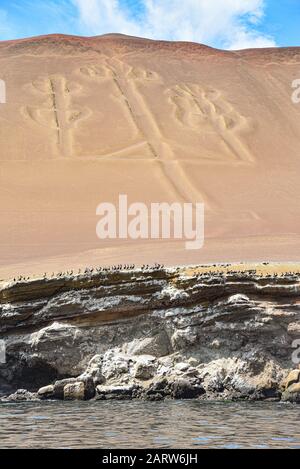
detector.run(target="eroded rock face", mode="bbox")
[0,266,299,402]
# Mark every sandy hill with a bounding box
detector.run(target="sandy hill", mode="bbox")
[0,34,300,278]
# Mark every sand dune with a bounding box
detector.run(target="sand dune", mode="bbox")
[0,34,300,278]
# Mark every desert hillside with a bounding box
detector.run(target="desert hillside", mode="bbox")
[0,34,300,278]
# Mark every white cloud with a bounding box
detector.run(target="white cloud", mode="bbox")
[73,0,142,36]
[229,29,276,50]
[72,0,276,50]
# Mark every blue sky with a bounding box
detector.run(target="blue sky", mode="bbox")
[0,0,299,50]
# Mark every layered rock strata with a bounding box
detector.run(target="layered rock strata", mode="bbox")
[0,265,299,403]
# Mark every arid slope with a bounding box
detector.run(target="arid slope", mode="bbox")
[0,34,300,278]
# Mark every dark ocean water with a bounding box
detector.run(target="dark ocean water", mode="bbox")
[0,400,299,449]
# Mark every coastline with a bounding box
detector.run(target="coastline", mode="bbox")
[1,263,299,404]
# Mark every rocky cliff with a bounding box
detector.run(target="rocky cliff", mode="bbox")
[0,264,300,402]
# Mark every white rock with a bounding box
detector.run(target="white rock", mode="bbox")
[175,362,190,372]
[133,355,157,380]
[102,349,130,379]
[156,285,189,301]
[38,385,54,398]
[227,294,249,304]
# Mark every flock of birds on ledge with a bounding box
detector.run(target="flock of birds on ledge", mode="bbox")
[9,262,300,284]
[12,263,166,283]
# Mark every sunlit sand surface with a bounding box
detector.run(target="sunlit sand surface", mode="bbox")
[0,34,300,279]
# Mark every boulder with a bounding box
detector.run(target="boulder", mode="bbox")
[64,381,85,400]
[54,378,78,399]
[29,322,84,377]
[144,378,170,400]
[82,377,96,400]
[133,355,157,380]
[38,375,95,401]
[37,379,78,400]
[38,384,55,399]
[175,362,190,372]
[282,382,300,403]
[284,370,300,389]
[171,379,205,399]
[96,384,139,400]
[286,382,300,393]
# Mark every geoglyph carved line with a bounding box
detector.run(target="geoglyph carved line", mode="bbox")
[168,83,254,164]
[126,67,161,82]
[77,60,213,207]
[22,75,90,158]
[109,58,211,206]
[78,65,114,80]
